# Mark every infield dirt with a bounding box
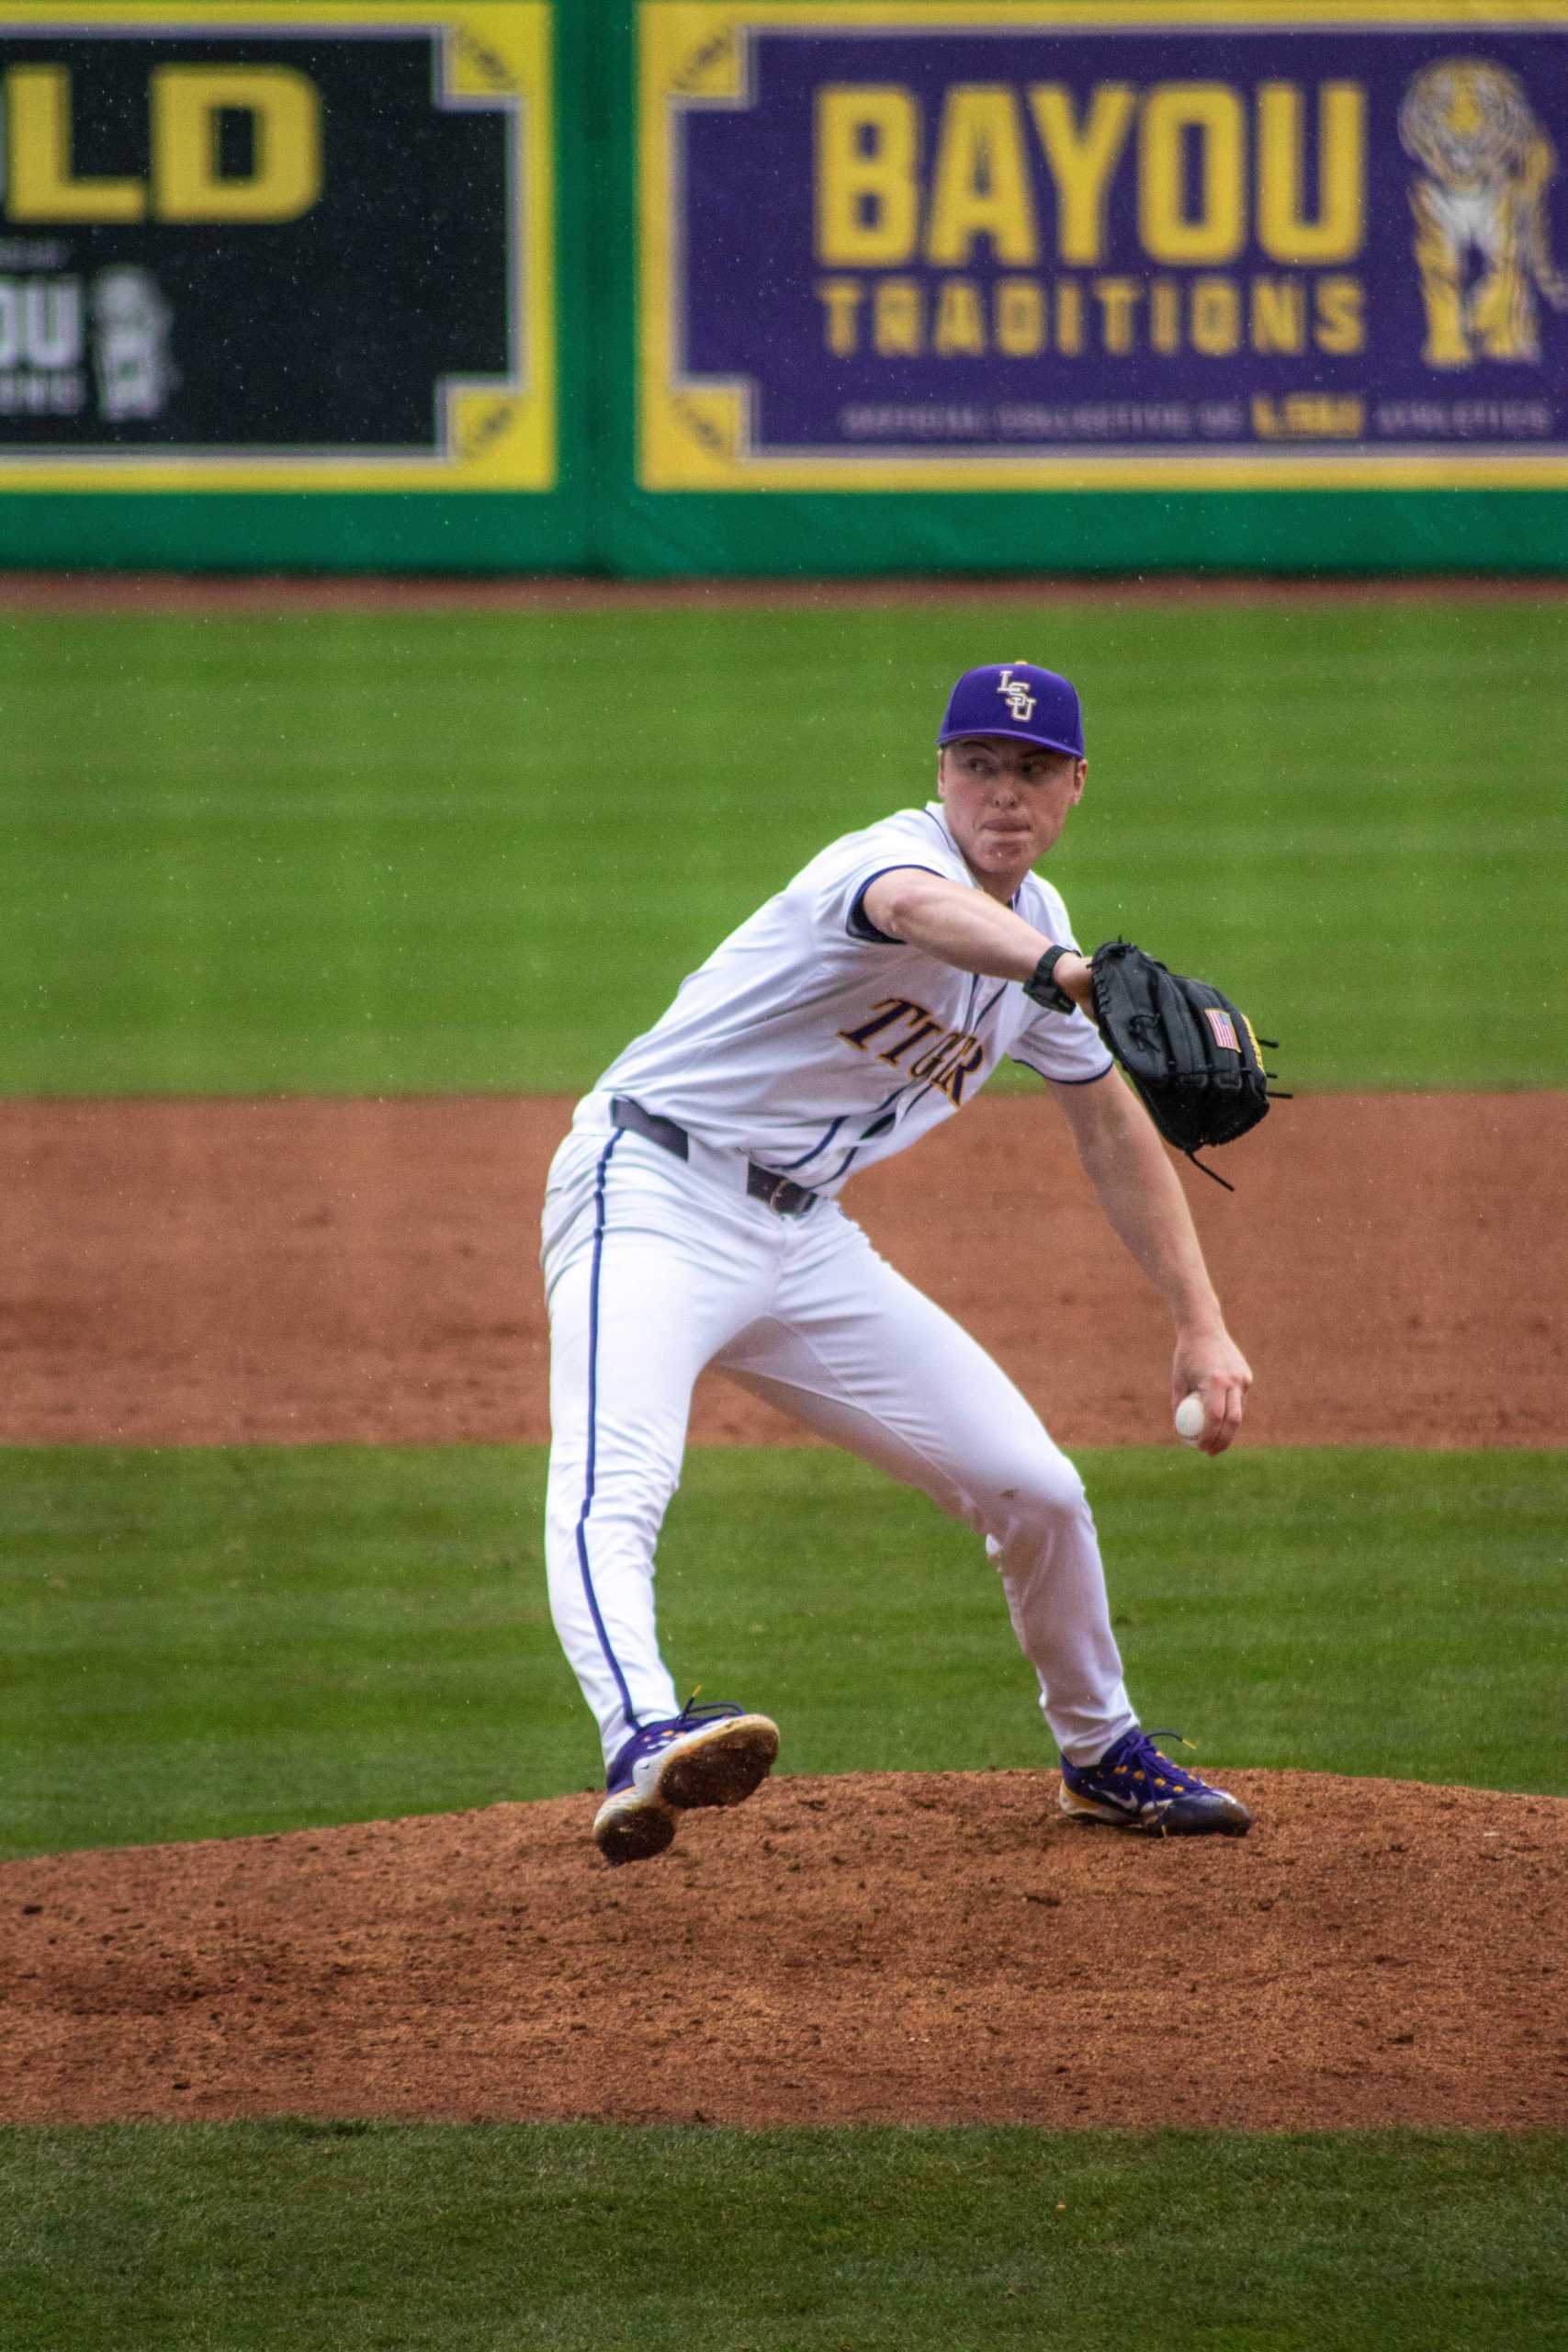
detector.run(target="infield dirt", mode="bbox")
[5,1088,1565,2132]
[3,1091,1565,1449]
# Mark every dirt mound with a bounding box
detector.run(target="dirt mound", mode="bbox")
[3,1091,1566,1449]
[5,1771,1563,2132]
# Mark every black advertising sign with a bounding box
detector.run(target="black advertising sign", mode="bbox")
[0,3,555,487]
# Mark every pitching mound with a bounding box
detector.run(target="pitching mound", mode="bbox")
[6,1771,1563,2132]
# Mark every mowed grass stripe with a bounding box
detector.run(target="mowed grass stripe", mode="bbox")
[4,597,1566,1093]
[3,2121,1565,2352]
[4,1443,1565,1861]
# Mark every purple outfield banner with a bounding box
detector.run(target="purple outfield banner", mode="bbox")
[637,2,1568,488]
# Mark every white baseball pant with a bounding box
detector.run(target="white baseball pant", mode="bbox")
[541,1112,1137,1775]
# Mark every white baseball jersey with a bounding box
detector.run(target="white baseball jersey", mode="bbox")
[578,801,1112,1194]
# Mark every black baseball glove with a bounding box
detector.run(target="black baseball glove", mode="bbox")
[1085,940,1284,1188]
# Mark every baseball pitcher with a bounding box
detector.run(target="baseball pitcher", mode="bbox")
[541,661,1270,1865]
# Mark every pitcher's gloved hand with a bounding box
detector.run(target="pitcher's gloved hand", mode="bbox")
[1086,939,1287,1190]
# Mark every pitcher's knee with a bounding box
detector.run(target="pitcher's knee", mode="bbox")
[983,1449,1090,1539]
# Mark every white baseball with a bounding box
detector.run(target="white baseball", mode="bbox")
[1174,1393,1206,1444]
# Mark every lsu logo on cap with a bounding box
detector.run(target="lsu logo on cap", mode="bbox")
[937,662,1085,758]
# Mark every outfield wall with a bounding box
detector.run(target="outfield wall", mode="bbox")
[1,0,1565,572]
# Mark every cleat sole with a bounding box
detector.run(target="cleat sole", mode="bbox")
[593,1789,678,1868]
[658,1714,779,1812]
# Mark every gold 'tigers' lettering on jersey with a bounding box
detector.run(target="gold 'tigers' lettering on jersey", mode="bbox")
[839,997,987,1105]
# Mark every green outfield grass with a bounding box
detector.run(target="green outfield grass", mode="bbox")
[6,1442,1565,1861]
[5,2121,1566,2352]
[4,596,1566,1095]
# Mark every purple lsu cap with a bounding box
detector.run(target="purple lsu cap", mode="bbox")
[937,662,1085,759]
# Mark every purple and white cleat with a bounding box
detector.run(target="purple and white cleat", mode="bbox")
[592,1700,780,1867]
[1058,1725,1250,1837]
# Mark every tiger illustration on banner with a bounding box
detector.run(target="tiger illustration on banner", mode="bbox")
[1401,57,1568,368]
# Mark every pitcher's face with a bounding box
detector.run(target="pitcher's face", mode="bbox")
[937,738,1087,898]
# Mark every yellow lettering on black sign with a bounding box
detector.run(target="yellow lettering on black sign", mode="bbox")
[153,68,322,222]
[5,63,322,224]
[6,66,146,220]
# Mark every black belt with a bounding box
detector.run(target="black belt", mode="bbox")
[610,1096,818,1217]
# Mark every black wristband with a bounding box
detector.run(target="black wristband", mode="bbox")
[1022,944,1079,1016]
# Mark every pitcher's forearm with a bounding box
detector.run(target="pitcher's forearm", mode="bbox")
[865,872,1092,997]
[1055,1069,1251,1452]
[1073,1102,1225,1336]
